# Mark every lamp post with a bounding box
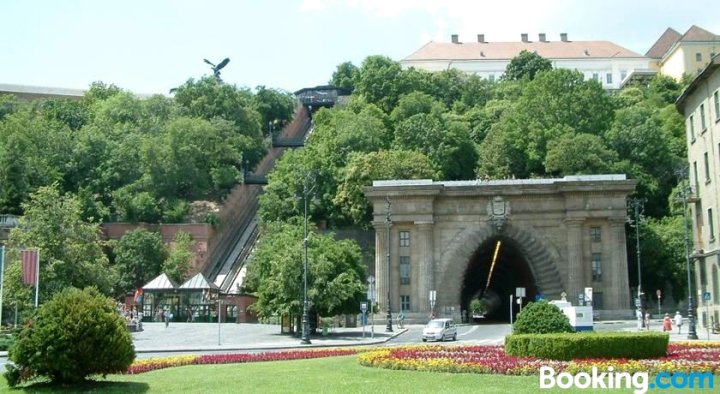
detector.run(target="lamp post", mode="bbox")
[367,275,375,338]
[678,184,699,340]
[300,175,312,345]
[385,196,393,333]
[628,197,645,327]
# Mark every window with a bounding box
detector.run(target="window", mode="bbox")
[606,73,612,84]
[590,227,601,242]
[592,73,599,82]
[593,292,604,309]
[489,74,495,82]
[709,208,715,241]
[694,161,700,192]
[705,152,711,182]
[714,91,719,122]
[401,295,410,311]
[701,104,707,131]
[591,253,602,281]
[689,115,696,141]
[696,52,703,62]
[399,231,410,247]
[400,256,410,285]
[620,70,627,81]
[712,263,719,306]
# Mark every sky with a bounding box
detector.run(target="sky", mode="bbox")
[1,0,719,96]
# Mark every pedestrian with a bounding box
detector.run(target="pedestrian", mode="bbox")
[163,309,169,328]
[644,311,651,331]
[397,311,405,329]
[662,313,672,332]
[674,311,683,334]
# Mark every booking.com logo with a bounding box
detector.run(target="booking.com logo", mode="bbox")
[540,366,714,393]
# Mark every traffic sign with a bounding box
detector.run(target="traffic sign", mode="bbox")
[635,298,641,308]
[656,289,662,298]
[703,292,712,302]
[360,302,368,313]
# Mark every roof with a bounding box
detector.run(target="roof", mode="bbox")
[645,28,681,58]
[0,83,85,99]
[403,40,644,62]
[680,25,720,42]
[179,272,219,290]
[676,54,720,113]
[142,273,177,290]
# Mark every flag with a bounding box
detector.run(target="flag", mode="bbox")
[21,249,38,285]
[133,288,144,304]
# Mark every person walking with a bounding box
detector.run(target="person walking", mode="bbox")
[163,309,169,328]
[674,311,683,334]
[644,311,651,331]
[662,313,672,332]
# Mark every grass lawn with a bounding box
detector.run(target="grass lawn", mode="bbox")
[0,355,709,393]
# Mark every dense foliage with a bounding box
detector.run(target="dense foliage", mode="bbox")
[0,78,293,223]
[512,301,574,334]
[244,220,366,318]
[5,287,135,387]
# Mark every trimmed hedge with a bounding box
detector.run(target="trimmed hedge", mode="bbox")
[513,300,573,334]
[505,331,669,360]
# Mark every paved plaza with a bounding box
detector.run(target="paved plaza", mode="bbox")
[131,322,403,353]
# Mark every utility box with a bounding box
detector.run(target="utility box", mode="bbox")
[549,300,594,331]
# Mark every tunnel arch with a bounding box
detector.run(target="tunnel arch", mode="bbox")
[438,223,565,321]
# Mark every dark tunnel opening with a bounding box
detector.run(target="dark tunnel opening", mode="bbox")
[460,236,537,322]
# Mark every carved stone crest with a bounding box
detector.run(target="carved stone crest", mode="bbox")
[487,196,510,232]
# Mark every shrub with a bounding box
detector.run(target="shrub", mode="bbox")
[0,333,14,351]
[513,300,573,334]
[5,287,135,387]
[505,332,669,360]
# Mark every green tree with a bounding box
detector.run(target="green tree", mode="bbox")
[333,150,439,225]
[163,231,195,285]
[545,132,617,175]
[245,220,366,318]
[393,113,478,180]
[330,61,358,91]
[5,287,134,387]
[353,55,404,113]
[252,85,295,132]
[501,50,553,81]
[5,184,116,306]
[112,229,168,294]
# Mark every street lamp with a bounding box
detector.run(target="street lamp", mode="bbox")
[300,175,312,345]
[628,197,645,327]
[385,196,393,332]
[678,184,699,340]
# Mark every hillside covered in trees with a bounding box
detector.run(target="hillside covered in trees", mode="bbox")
[257,52,693,304]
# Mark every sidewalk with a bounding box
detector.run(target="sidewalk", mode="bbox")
[130,322,407,353]
[620,319,720,341]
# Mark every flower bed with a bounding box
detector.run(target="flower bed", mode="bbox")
[125,348,358,374]
[357,343,720,375]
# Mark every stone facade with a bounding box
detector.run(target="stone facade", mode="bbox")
[364,175,636,322]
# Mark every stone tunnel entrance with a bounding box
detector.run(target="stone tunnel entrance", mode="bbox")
[461,236,536,322]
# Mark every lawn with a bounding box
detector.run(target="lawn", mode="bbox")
[0,355,703,394]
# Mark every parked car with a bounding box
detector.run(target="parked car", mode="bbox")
[422,318,457,342]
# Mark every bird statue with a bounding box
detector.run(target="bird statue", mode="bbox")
[203,58,230,79]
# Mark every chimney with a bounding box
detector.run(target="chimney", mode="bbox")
[451,34,459,44]
[539,33,547,42]
[477,34,485,43]
[560,33,568,42]
[521,33,529,42]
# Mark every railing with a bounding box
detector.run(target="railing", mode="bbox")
[0,215,19,228]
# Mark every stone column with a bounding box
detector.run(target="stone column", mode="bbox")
[373,222,389,310]
[565,218,585,304]
[415,221,434,313]
[608,219,630,311]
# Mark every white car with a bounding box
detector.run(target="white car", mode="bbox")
[422,318,457,342]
